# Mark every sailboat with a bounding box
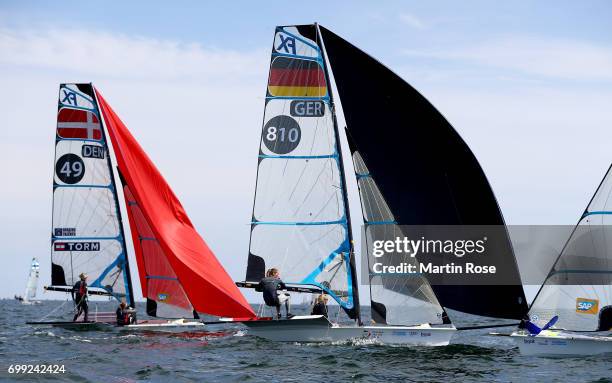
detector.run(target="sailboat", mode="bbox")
[15,258,42,305]
[236,24,527,344]
[28,83,255,330]
[511,165,612,355]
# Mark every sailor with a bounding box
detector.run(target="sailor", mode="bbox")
[311,294,329,318]
[257,268,294,319]
[116,301,136,326]
[71,273,89,322]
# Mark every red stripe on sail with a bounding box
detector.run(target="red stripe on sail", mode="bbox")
[268,68,326,87]
[97,88,255,319]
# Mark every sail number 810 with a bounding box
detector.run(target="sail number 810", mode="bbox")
[262,115,301,155]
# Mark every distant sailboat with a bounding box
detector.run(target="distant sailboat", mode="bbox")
[512,165,612,355]
[29,83,254,330]
[236,24,527,344]
[15,258,41,305]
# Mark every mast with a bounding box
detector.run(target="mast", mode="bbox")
[92,86,135,308]
[316,23,360,323]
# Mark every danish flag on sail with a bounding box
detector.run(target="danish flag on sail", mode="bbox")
[95,88,255,319]
[57,108,102,140]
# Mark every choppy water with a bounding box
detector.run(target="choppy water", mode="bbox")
[0,300,610,382]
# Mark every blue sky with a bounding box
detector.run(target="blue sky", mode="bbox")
[1,1,611,302]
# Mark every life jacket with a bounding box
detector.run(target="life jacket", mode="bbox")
[78,281,87,296]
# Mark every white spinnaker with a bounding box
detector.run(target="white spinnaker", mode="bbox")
[352,152,446,325]
[51,84,129,300]
[24,258,40,301]
[529,165,612,331]
[247,26,356,311]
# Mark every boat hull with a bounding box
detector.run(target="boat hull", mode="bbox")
[511,330,612,356]
[363,325,455,346]
[243,315,456,345]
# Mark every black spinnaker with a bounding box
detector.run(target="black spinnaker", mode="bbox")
[319,26,527,320]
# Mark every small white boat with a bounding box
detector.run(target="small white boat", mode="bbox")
[511,330,612,356]
[512,164,612,356]
[15,258,41,305]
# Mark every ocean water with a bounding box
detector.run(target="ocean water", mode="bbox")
[0,300,610,382]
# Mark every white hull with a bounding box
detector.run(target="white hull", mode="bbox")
[243,315,455,345]
[511,330,612,356]
[121,318,206,332]
[363,324,455,346]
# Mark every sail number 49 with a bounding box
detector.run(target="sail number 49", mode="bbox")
[55,153,85,184]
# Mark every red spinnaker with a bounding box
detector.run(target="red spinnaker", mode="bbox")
[96,89,255,319]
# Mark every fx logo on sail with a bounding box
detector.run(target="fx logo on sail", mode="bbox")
[276,34,296,55]
[61,89,77,106]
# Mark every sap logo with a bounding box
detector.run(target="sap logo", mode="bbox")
[82,145,105,159]
[290,100,325,117]
[61,89,77,105]
[54,241,100,251]
[576,298,599,314]
[158,293,169,302]
[276,34,296,55]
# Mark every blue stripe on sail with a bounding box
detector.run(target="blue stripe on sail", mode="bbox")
[276,28,320,52]
[356,173,371,179]
[266,95,331,101]
[550,269,612,275]
[146,275,178,281]
[90,255,121,289]
[582,211,612,218]
[56,137,105,144]
[299,239,354,310]
[57,103,97,113]
[253,219,345,226]
[366,220,397,225]
[259,154,337,160]
[52,236,121,241]
[271,52,323,63]
[54,184,112,189]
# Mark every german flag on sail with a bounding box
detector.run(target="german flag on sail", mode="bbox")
[268,56,327,97]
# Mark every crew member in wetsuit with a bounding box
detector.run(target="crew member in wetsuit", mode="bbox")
[311,294,329,318]
[71,273,89,322]
[258,268,294,319]
[116,301,136,326]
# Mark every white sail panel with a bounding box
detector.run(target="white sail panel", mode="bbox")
[54,141,110,186]
[53,188,120,238]
[58,85,95,110]
[253,158,343,222]
[273,27,319,58]
[52,239,127,296]
[260,100,335,157]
